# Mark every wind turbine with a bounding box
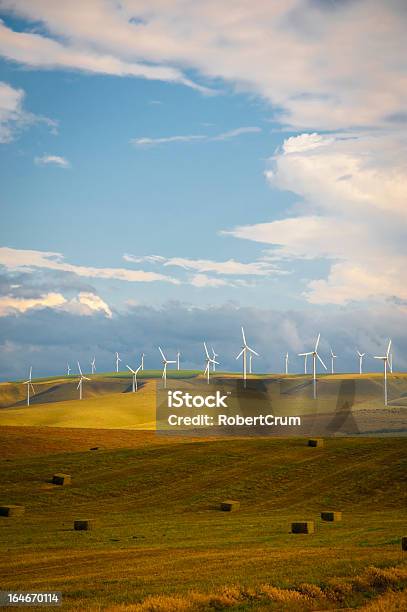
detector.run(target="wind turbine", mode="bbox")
[159,347,176,388]
[126,364,142,392]
[285,352,289,375]
[211,347,219,372]
[67,363,71,376]
[176,351,181,371]
[330,348,337,374]
[141,353,145,371]
[389,352,393,373]
[298,333,327,399]
[23,367,35,406]
[236,327,258,387]
[357,350,365,374]
[91,356,96,374]
[374,340,392,406]
[204,342,219,383]
[77,361,90,400]
[115,352,121,373]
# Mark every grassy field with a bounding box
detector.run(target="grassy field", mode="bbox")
[0,429,406,610]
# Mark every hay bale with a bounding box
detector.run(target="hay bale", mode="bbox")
[291,521,314,534]
[308,438,324,448]
[220,500,240,512]
[74,519,94,531]
[321,511,342,522]
[402,536,407,551]
[0,505,25,517]
[52,473,71,486]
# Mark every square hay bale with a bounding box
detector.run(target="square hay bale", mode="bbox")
[220,500,240,512]
[291,521,314,534]
[321,511,342,522]
[0,505,25,517]
[402,536,407,551]
[308,438,324,448]
[74,519,94,531]
[52,473,71,486]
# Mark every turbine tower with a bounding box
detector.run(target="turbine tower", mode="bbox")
[115,352,121,373]
[91,356,96,374]
[204,342,219,383]
[176,351,181,371]
[236,327,258,387]
[298,333,327,399]
[211,347,219,372]
[374,339,392,406]
[357,350,365,374]
[77,361,90,400]
[126,364,142,392]
[303,353,308,374]
[330,348,337,374]
[141,353,145,371]
[23,367,35,406]
[285,352,289,375]
[67,363,71,376]
[249,352,256,374]
[159,347,176,389]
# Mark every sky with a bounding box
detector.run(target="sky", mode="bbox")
[0,0,406,379]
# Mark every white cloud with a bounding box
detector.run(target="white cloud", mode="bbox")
[226,131,407,304]
[123,253,280,276]
[0,292,66,316]
[35,154,70,168]
[0,80,58,143]
[0,18,209,93]
[0,247,180,285]
[0,2,406,130]
[189,274,230,288]
[0,290,112,318]
[131,126,261,147]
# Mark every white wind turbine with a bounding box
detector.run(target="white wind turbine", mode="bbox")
[91,356,96,374]
[126,364,142,392]
[211,347,219,372]
[159,347,176,389]
[23,367,35,406]
[176,351,181,371]
[141,353,145,371]
[77,361,90,400]
[115,352,122,373]
[374,339,392,406]
[330,348,337,374]
[285,352,289,375]
[236,327,258,387]
[357,350,365,374]
[204,342,219,383]
[298,333,327,399]
[67,363,71,376]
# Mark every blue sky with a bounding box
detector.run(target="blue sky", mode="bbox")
[0,1,406,379]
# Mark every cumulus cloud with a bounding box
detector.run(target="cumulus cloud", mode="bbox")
[225,131,407,305]
[0,290,112,318]
[34,154,70,168]
[0,300,405,380]
[0,246,180,285]
[131,126,261,147]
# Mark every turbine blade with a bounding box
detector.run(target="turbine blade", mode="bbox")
[247,346,259,356]
[298,352,312,356]
[158,347,166,360]
[135,365,142,374]
[315,333,320,351]
[77,361,83,376]
[241,326,247,346]
[316,353,327,369]
[77,380,81,390]
[204,342,210,359]
[236,349,244,360]
[386,339,392,357]
[126,365,135,374]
